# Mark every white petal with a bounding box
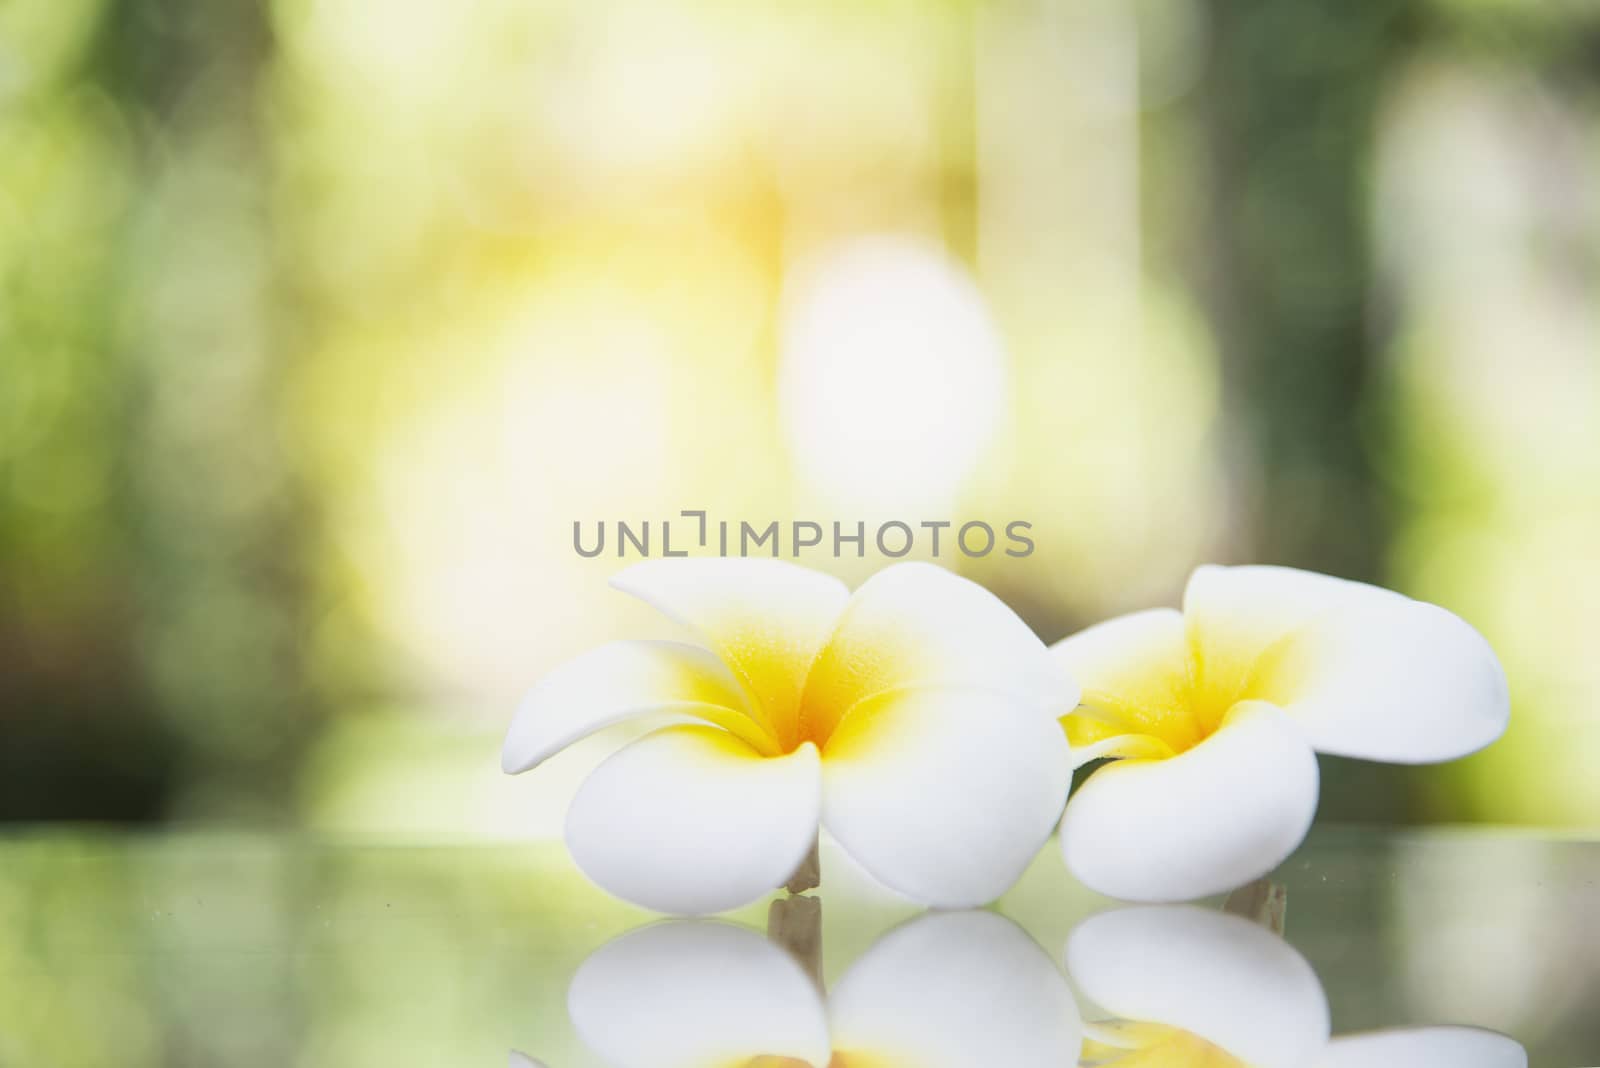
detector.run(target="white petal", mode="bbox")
[1184,563,1364,635]
[1183,564,1367,708]
[1183,564,1509,763]
[502,640,756,773]
[829,911,1082,1068]
[1060,701,1319,902]
[1253,596,1510,763]
[1052,607,1188,702]
[566,725,821,914]
[567,921,831,1068]
[1066,905,1329,1068]
[822,688,1071,907]
[612,558,850,743]
[1312,1028,1526,1068]
[801,562,1075,744]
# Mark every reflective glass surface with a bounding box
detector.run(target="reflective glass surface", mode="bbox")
[0,827,1592,1066]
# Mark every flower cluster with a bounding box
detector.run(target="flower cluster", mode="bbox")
[503,558,1508,912]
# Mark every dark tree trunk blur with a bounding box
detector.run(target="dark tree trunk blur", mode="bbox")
[1196,0,1416,582]
[0,0,318,822]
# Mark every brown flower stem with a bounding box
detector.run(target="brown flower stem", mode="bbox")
[766,893,824,990]
[784,837,821,895]
[1222,877,1288,935]
[768,837,824,989]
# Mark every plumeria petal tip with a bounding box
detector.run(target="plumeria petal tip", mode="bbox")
[564,725,823,916]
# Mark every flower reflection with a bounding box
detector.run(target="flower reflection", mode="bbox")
[557,910,1080,1068]
[1068,906,1329,1068]
[1067,905,1528,1068]
[526,894,1528,1068]
[1310,1027,1527,1068]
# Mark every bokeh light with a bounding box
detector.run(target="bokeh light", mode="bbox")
[779,236,1008,513]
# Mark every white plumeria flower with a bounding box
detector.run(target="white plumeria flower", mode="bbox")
[564,910,1083,1068]
[1068,905,1331,1068]
[1310,1027,1526,1068]
[1053,565,1509,901]
[503,558,1076,914]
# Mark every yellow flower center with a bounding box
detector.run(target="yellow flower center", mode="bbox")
[1082,1021,1249,1068]
[740,1051,898,1068]
[712,674,849,759]
[715,619,919,759]
[1059,629,1272,761]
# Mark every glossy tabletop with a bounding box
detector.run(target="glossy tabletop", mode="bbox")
[0,826,1594,1066]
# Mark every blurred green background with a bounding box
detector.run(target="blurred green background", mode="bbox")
[4,0,1600,834]
[6,2,1600,1066]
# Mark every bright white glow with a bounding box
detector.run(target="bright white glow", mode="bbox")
[374,293,676,704]
[778,236,1008,511]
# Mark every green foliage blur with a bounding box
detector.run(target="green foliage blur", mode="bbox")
[4,0,1600,830]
